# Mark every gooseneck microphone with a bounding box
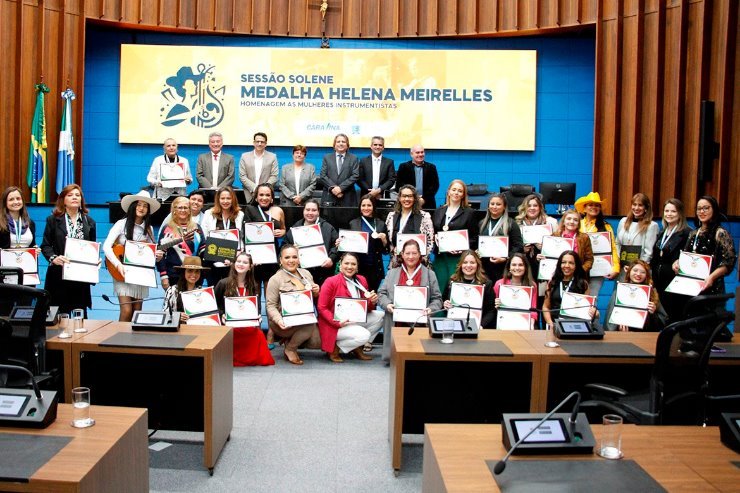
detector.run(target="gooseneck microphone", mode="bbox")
[494,391,582,475]
[407,309,447,335]
[101,294,165,305]
[0,364,43,400]
[456,303,473,331]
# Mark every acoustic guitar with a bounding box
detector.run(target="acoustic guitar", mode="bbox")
[105,229,198,282]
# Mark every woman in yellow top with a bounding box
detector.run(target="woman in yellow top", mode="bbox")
[574,192,620,297]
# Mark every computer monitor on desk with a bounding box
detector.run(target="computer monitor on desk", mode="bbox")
[539,182,576,213]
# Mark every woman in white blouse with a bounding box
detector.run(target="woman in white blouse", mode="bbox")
[278,145,317,206]
[200,186,245,286]
[615,193,659,277]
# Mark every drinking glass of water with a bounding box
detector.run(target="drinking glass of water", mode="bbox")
[71,309,86,333]
[71,387,95,428]
[57,313,71,339]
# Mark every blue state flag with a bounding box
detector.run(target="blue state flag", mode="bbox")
[27,83,50,203]
[56,88,76,193]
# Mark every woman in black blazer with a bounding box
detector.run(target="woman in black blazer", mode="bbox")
[40,184,97,316]
[0,186,36,249]
[650,198,691,323]
[346,194,389,293]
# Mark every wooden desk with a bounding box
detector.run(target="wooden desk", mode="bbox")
[70,322,233,474]
[0,405,148,493]
[422,423,740,492]
[45,319,114,401]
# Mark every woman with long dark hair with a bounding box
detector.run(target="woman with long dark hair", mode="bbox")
[441,250,495,328]
[163,256,208,323]
[384,184,434,267]
[201,185,245,286]
[346,194,389,292]
[0,186,36,250]
[575,192,620,296]
[615,192,659,274]
[542,250,595,326]
[605,259,667,332]
[491,253,538,329]
[478,193,524,284]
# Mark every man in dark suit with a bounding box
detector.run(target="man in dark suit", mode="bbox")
[195,132,235,189]
[395,144,439,209]
[318,133,360,207]
[357,136,396,199]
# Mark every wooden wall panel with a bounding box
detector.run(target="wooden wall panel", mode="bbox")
[358,0,378,37]
[342,0,362,37]
[457,0,477,34]
[378,0,398,37]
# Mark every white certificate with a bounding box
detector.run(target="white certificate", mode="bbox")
[243,243,277,265]
[298,245,329,268]
[665,276,706,296]
[499,285,533,311]
[437,230,469,253]
[608,306,648,329]
[290,224,324,247]
[394,285,428,310]
[449,282,484,310]
[337,230,369,254]
[396,234,427,256]
[393,308,427,324]
[224,296,260,327]
[244,222,274,244]
[181,287,218,316]
[677,252,712,280]
[537,258,558,281]
[123,241,156,267]
[541,236,574,258]
[62,261,99,283]
[447,307,482,325]
[478,235,509,258]
[590,254,614,277]
[209,229,240,242]
[496,310,533,330]
[588,231,612,254]
[559,292,596,320]
[124,265,157,287]
[521,224,552,245]
[160,162,187,188]
[280,290,317,327]
[64,237,100,264]
[187,313,222,326]
[334,297,368,323]
[1,248,39,275]
[615,283,651,309]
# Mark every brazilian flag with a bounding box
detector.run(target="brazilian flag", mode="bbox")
[27,83,50,203]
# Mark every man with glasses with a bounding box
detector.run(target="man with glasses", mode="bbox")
[239,132,279,204]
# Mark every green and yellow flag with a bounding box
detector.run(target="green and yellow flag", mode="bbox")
[27,83,50,203]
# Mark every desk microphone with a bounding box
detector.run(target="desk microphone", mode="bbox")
[494,391,582,475]
[0,364,44,401]
[101,294,165,305]
[456,303,473,331]
[407,309,446,335]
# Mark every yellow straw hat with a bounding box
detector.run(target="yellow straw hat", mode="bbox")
[574,192,605,214]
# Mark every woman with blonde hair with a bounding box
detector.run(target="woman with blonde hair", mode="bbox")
[605,259,667,332]
[156,196,205,289]
[615,193,659,274]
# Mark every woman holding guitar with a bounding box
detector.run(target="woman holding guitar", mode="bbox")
[156,196,205,290]
[103,191,162,321]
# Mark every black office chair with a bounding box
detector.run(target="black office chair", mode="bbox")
[581,298,735,426]
[499,184,539,214]
[0,266,24,286]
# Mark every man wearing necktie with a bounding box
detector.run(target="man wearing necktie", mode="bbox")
[358,136,396,199]
[196,132,235,190]
[319,133,360,207]
[396,144,440,209]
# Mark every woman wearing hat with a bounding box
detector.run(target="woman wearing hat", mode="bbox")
[575,192,620,296]
[163,255,209,323]
[103,190,162,321]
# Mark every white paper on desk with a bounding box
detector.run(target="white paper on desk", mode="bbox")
[393,308,426,324]
[590,254,614,277]
[437,230,469,253]
[160,162,187,188]
[447,307,482,325]
[521,224,552,245]
[290,224,323,247]
[62,261,99,283]
[243,243,277,265]
[244,222,274,244]
[124,265,157,287]
[181,287,218,316]
[537,258,558,281]
[188,313,222,326]
[64,238,100,264]
[665,276,706,296]
[396,234,427,256]
[478,235,508,258]
[588,231,612,254]
[541,236,574,259]
[559,292,596,320]
[334,297,368,323]
[1,248,39,275]
[496,310,533,330]
[224,296,259,325]
[123,241,156,267]
[298,245,329,268]
[337,230,369,254]
[677,252,712,280]
[393,286,428,310]
[499,285,533,311]
[608,306,648,329]
[615,283,651,309]
[449,282,484,310]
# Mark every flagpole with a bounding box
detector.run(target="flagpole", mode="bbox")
[56,88,76,194]
[27,83,50,203]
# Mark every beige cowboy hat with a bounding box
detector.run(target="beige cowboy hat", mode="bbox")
[121,190,161,214]
[175,256,210,271]
[574,191,605,214]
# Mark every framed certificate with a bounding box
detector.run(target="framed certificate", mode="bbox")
[181,287,219,317]
[587,231,612,254]
[590,254,614,277]
[337,230,369,254]
[541,236,574,259]
[615,283,651,309]
[244,222,274,244]
[160,161,187,188]
[393,285,428,323]
[521,224,552,245]
[64,237,100,264]
[665,276,706,296]
[187,313,222,326]
[676,252,712,280]
[224,296,260,327]
[396,234,427,256]
[559,292,596,320]
[496,310,533,330]
[298,245,329,268]
[608,306,648,329]
[437,230,469,253]
[447,307,482,325]
[498,285,533,311]
[478,235,508,258]
[290,224,323,247]
[243,243,277,265]
[1,248,39,285]
[62,261,99,284]
[449,282,484,310]
[333,297,368,323]
[537,258,558,281]
[280,289,317,327]
[124,265,157,287]
[124,241,156,268]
